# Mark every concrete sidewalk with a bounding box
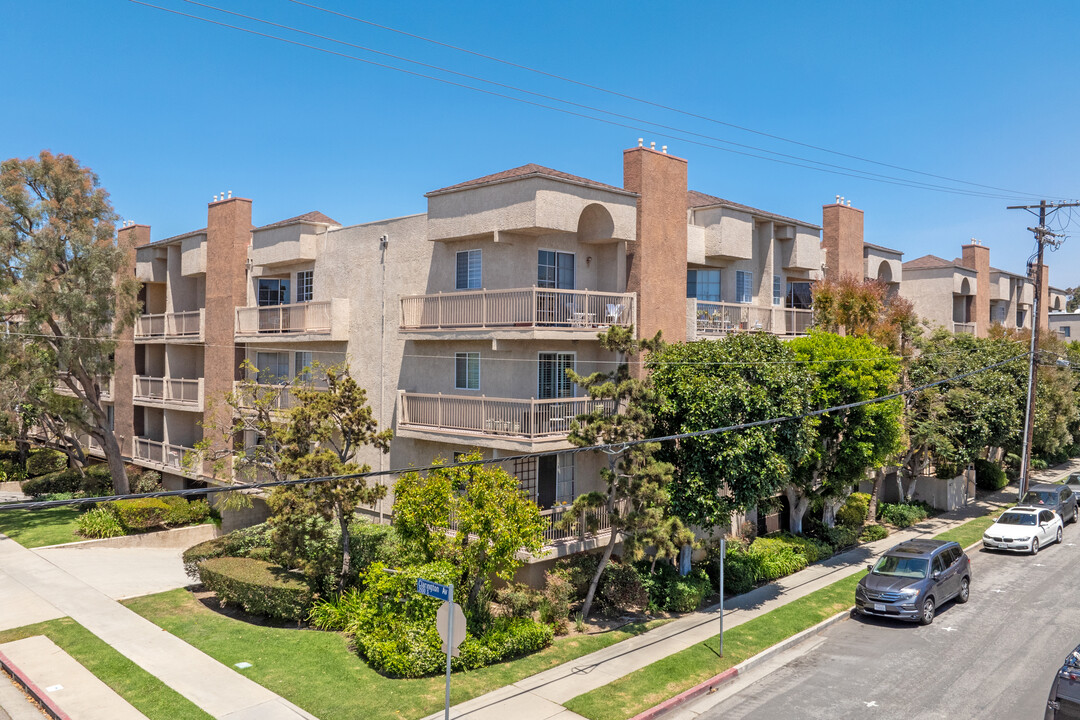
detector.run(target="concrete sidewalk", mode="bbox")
[0,534,316,720]
[423,463,1080,720]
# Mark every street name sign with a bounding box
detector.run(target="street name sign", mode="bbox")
[417,577,451,602]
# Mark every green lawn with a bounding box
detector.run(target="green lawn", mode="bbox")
[563,510,1004,720]
[0,506,83,548]
[123,588,668,720]
[0,618,211,720]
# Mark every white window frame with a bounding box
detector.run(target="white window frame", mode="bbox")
[773,275,781,306]
[537,351,576,399]
[295,270,314,303]
[456,249,482,290]
[736,270,753,304]
[556,454,575,504]
[455,351,481,390]
[537,249,576,290]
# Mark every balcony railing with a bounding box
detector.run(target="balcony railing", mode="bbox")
[400,288,636,331]
[953,322,976,335]
[76,433,104,455]
[54,375,112,400]
[234,381,327,412]
[693,301,813,336]
[134,438,197,472]
[135,310,203,341]
[133,376,203,407]
[235,301,332,336]
[399,392,616,439]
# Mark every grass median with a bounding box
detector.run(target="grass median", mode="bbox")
[564,510,1000,720]
[0,618,211,720]
[123,588,669,720]
[0,506,83,548]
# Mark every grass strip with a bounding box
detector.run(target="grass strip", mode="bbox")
[0,618,212,720]
[0,507,82,548]
[124,588,668,720]
[564,511,1000,720]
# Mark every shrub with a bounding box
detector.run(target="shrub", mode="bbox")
[1031,458,1049,471]
[27,449,67,477]
[597,561,647,615]
[162,497,211,526]
[836,492,871,529]
[130,470,163,494]
[113,498,171,530]
[350,521,403,572]
[539,570,574,632]
[750,533,833,563]
[198,557,312,621]
[182,523,273,579]
[0,459,26,482]
[22,468,82,497]
[308,587,364,631]
[497,582,542,619]
[878,502,930,529]
[81,465,114,496]
[721,545,762,596]
[637,562,711,613]
[554,552,601,601]
[753,543,807,579]
[77,507,126,539]
[859,524,889,543]
[974,458,1008,491]
[821,525,859,549]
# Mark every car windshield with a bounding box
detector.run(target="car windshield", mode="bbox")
[872,555,928,578]
[1021,491,1056,505]
[998,512,1037,526]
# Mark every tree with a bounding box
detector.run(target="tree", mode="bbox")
[561,325,676,619]
[0,152,140,493]
[648,332,817,531]
[788,332,903,531]
[393,453,546,611]
[812,277,921,355]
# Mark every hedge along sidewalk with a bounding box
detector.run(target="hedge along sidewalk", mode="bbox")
[429,495,1008,720]
[563,506,1012,720]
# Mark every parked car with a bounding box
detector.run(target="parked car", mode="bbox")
[1063,473,1080,493]
[1021,483,1078,525]
[983,506,1063,554]
[1044,643,1080,719]
[855,539,970,626]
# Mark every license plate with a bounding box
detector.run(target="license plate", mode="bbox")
[874,603,886,612]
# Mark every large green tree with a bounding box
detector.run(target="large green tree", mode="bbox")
[648,333,816,530]
[0,152,140,493]
[788,332,903,530]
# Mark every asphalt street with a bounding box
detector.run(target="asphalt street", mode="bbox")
[696,531,1080,720]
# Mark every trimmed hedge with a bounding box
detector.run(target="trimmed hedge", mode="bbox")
[182,523,273,580]
[198,557,312,621]
[27,449,67,477]
[836,492,871,529]
[859,524,889,543]
[974,458,1008,491]
[22,469,82,497]
[113,498,171,530]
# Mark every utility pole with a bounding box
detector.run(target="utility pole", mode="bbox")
[1007,200,1077,499]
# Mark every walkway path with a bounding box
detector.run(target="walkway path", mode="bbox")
[424,460,1080,720]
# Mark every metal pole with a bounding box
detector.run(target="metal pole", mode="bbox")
[445,583,453,720]
[1019,202,1047,500]
[719,537,725,657]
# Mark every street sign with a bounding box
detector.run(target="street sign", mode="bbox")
[436,601,467,657]
[417,577,452,602]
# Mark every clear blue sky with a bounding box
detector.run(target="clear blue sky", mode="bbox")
[2,0,1078,288]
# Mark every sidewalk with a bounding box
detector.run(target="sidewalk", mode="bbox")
[424,464,1080,720]
[0,533,317,720]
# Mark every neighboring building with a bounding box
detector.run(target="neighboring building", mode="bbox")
[1050,311,1080,340]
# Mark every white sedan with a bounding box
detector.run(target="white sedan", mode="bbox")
[982,506,1063,554]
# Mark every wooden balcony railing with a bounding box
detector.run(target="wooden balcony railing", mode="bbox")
[134,438,197,472]
[400,288,636,331]
[133,376,202,407]
[135,310,203,340]
[235,301,332,336]
[693,301,813,337]
[398,392,616,439]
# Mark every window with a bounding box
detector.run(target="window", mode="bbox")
[257,278,290,306]
[294,351,313,383]
[686,269,721,301]
[538,250,575,289]
[1016,309,1027,327]
[515,457,537,502]
[255,352,289,384]
[106,404,114,431]
[735,271,753,304]
[456,250,482,290]
[295,271,313,303]
[1064,327,1072,338]
[787,281,814,309]
[931,555,946,575]
[538,352,575,399]
[455,352,480,390]
[556,454,575,504]
[773,275,782,306]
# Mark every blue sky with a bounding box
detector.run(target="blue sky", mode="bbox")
[2,0,1078,287]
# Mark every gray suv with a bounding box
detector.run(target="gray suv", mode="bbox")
[855,539,971,626]
[1045,643,1080,719]
[1021,483,1078,525]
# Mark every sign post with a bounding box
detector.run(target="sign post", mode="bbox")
[418,578,465,720]
[719,536,725,657]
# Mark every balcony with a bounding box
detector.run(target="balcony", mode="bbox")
[397,392,615,450]
[235,299,349,342]
[444,497,628,555]
[399,288,636,340]
[133,376,204,411]
[953,322,976,335]
[133,438,198,476]
[55,375,112,401]
[135,310,204,343]
[690,300,813,339]
[76,433,105,458]
[234,381,327,414]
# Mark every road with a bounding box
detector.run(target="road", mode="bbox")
[695,533,1080,720]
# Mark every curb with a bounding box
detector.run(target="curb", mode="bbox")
[628,608,853,720]
[0,648,74,720]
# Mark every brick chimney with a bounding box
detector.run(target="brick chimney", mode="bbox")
[623,145,688,344]
[959,241,990,337]
[821,200,864,282]
[203,196,252,474]
[114,224,150,458]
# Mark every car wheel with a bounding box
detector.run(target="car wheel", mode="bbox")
[1031,538,1040,555]
[956,577,970,604]
[1057,527,1063,544]
[919,597,936,626]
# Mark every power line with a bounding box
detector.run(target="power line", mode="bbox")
[126,0,1045,201]
[283,0,1065,202]
[0,351,1030,512]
